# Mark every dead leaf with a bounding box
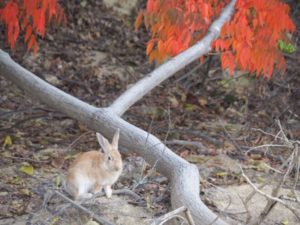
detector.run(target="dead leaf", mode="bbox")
[51,156,65,168]
[51,217,60,225]
[186,154,209,164]
[145,194,153,210]
[250,153,263,160]
[2,151,12,157]
[3,135,12,147]
[19,163,34,175]
[85,220,100,225]
[10,176,23,185]
[168,96,179,107]
[11,199,25,215]
[19,188,30,196]
[184,103,198,111]
[256,176,265,183]
[179,150,189,158]
[281,219,289,225]
[198,97,207,106]
[216,171,228,177]
[54,175,62,187]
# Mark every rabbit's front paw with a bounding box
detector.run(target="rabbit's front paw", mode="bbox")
[104,186,112,198]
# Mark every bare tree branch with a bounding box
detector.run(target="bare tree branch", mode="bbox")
[0,1,238,224]
[110,0,237,116]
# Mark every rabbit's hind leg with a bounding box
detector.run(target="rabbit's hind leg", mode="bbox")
[75,175,93,200]
[76,183,93,200]
[92,183,103,194]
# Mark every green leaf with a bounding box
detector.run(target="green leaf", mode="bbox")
[85,221,100,225]
[281,219,289,225]
[54,175,62,187]
[19,164,34,175]
[216,171,228,177]
[3,135,12,147]
[278,40,296,54]
[50,216,60,225]
[185,103,198,111]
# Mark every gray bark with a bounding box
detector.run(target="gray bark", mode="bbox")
[110,0,237,116]
[0,1,237,224]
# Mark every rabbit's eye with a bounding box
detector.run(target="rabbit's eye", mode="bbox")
[108,156,112,161]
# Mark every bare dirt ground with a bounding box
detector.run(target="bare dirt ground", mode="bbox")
[0,1,299,225]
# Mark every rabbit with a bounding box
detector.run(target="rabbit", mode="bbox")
[64,129,123,200]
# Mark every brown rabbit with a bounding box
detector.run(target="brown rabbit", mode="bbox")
[64,129,122,200]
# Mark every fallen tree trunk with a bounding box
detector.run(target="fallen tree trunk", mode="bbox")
[0,53,224,225]
[0,1,236,224]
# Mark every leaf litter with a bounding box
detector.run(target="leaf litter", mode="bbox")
[0,0,300,224]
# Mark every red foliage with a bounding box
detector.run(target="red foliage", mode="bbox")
[0,0,65,54]
[136,0,295,78]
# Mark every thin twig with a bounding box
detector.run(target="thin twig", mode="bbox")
[90,188,142,201]
[251,128,282,139]
[132,160,159,190]
[1,154,50,164]
[245,183,268,204]
[184,207,196,225]
[151,206,195,225]
[46,188,139,224]
[292,143,300,202]
[238,193,252,224]
[263,163,283,174]
[241,168,300,221]
[0,114,48,131]
[247,120,300,224]
[165,139,208,153]
[175,60,204,83]
[159,215,188,225]
[63,131,93,153]
[220,119,243,152]
[180,128,223,146]
[245,144,291,153]
[54,190,115,225]
[208,191,232,225]
[276,120,290,143]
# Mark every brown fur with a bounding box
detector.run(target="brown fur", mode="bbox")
[65,130,122,200]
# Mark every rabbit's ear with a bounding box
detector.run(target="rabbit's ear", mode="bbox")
[112,129,120,149]
[96,132,111,153]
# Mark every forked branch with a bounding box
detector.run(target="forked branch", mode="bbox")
[0,1,237,224]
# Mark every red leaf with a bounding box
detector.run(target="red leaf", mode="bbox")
[37,10,46,37]
[0,0,65,53]
[135,11,144,31]
[25,26,33,42]
[1,2,19,48]
[28,35,36,50]
[221,52,235,75]
[48,0,57,21]
[146,40,155,55]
